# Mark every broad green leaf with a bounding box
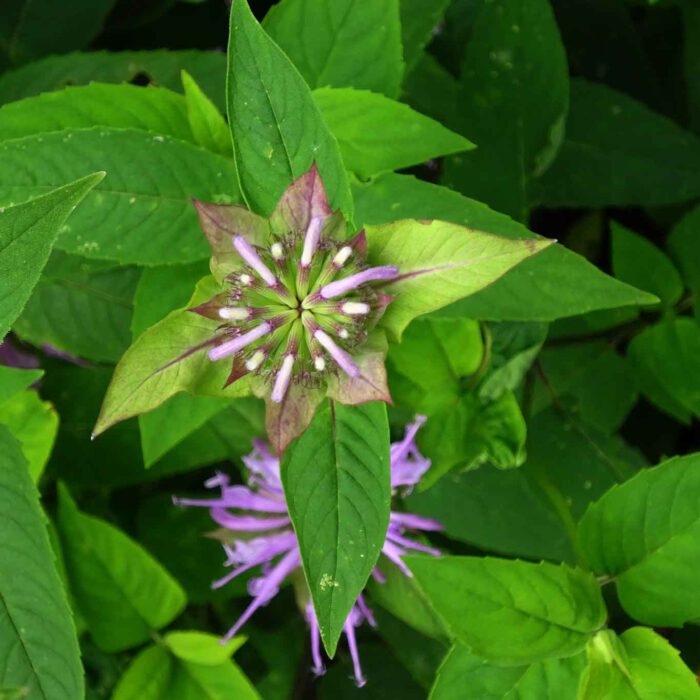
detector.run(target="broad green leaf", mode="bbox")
[0,172,103,341]
[532,341,638,434]
[314,87,473,178]
[430,644,586,700]
[578,452,700,626]
[418,391,527,487]
[164,631,245,666]
[131,262,209,339]
[533,79,700,207]
[0,83,193,142]
[0,129,239,266]
[139,394,229,467]
[367,218,552,341]
[669,203,700,294]
[57,484,186,652]
[627,319,700,421]
[407,555,606,665]
[113,638,260,700]
[579,628,700,700]
[0,366,42,403]
[227,0,352,217]
[281,401,391,656]
[0,50,227,110]
[14,252,139,363]
[442,0,569,221]
[353,174,657,322]
[0,389,58,482]
[0,425,83,700]
[264,0,403,98]
[400,0,451,72]
[94,277,248,437]
[0,0,116,66]
[611,222,683,307]
[479,322,547,401]
[181,71,232,156]
[685,4,700,135]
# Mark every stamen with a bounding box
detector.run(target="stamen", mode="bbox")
[320,266,399,299]
[208,322,272,361]
[332,246,353,268]
[338,328,350,340]
[271,354,295,404]
[219,307,251,321]
[314,355,326,371]
[233,236,279,287]
[270,242,284,260]
[314,329,360,377]
[245,350,266,371]
[301,216,322,267]
[340,302,370,315]
[239,273,253,286]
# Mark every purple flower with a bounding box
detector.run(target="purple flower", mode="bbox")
[174,416,441,687]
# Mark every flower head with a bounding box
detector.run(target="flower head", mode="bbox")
[191,166,397,449]
[173,417,441,687]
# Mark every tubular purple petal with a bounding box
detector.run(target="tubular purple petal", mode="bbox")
[208,322,273,361]
[389,512,443,532]
[232,235,279,287]
[356,594,377,628]
[210,508,290,531]
[271,354,295,404]
[344,610,367,688]
[306,604,326,677]
[387,530,442,557]
[314,329,361,377]
[320,266,399,299]
[301,216,322,267]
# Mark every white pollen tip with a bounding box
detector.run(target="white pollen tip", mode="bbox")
[314,356,326,371]
[245,350,265,371]
[271,354,295,403]
[219,307,250,321]
[271,243,284,259]
[333,246,353,267]
[341,302,370,315]
[240,273,253,286]
[339,328,350,340]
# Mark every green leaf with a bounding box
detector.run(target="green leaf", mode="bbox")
[0,425,83,700]
[181,71,232,156]
[400,0,451,73]
[430,644,586,699]
[685,4,700,135]
[669,203,700,294]
[367,218,552,341]
[579,628,700,700]
[281,401,391,656]
[533,79,700,207]
[407,555,606,665]
[0,83,193,142]
[139,394,229,467]
[227,0,352,217]
[0,128,239,266]
[94,277,247,437]
[0,388,58,482]
[353,174,657,322]
[611,222,683,307]
[264,0,403,98]
[0,366,42,404]
[419,391,527,487]
[627,319,700,422]
[112,637,260,700]
[13,252,139,363]
[314,87,473,179]
[442,0,569,221]
[577,452,700,627]
[0,172,104,341]
[0,50,227,110]
[56,484,186,652]
[0,0,116,65]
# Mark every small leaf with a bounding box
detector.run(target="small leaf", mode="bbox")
[0,425,83,699]
[668,203,700,294]
[164,631,245,666]
[407,555,606,665]
[281,401,391,656]
[0,129,239,266]
[0,172,104,341]
[264,0,403,98]
[578,452,700,627]
[611,222,683,307]
[111,645,173,700]
[366,218,553,341]
[314,87,473,179]
[181,71,232,156]
[0,366,42,404]
[400,0,451,73]
[227,0,352,217]
[57,484,186,652]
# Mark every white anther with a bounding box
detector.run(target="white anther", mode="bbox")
[341,302,370,315]
[333,246,353,267]
[245,350,266,371]
[219,307,251,321]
